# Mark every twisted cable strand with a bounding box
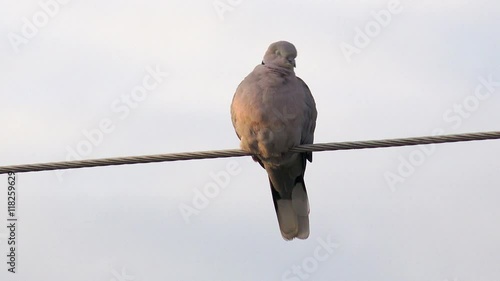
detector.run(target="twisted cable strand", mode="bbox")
[1,131,499,174]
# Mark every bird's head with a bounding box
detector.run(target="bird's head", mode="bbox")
[262,41,297,70]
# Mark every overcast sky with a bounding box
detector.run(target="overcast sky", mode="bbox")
[1,0,500,280]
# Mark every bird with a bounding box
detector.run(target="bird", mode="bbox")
[230,41,317,240]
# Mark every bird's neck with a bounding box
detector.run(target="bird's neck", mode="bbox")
[263,64,295,76]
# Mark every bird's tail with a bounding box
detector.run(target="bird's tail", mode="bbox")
[268,173,310,240]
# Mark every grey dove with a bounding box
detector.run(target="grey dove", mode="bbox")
[230,41,317,240]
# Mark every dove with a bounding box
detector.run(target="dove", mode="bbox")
[230,41,317,240]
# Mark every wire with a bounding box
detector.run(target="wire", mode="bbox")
[1,131,499,174]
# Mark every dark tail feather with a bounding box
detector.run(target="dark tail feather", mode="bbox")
[269,176,310,240]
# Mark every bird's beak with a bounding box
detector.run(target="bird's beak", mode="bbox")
[288,58,296,68]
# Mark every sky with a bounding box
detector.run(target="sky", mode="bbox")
[1,0,500,280]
